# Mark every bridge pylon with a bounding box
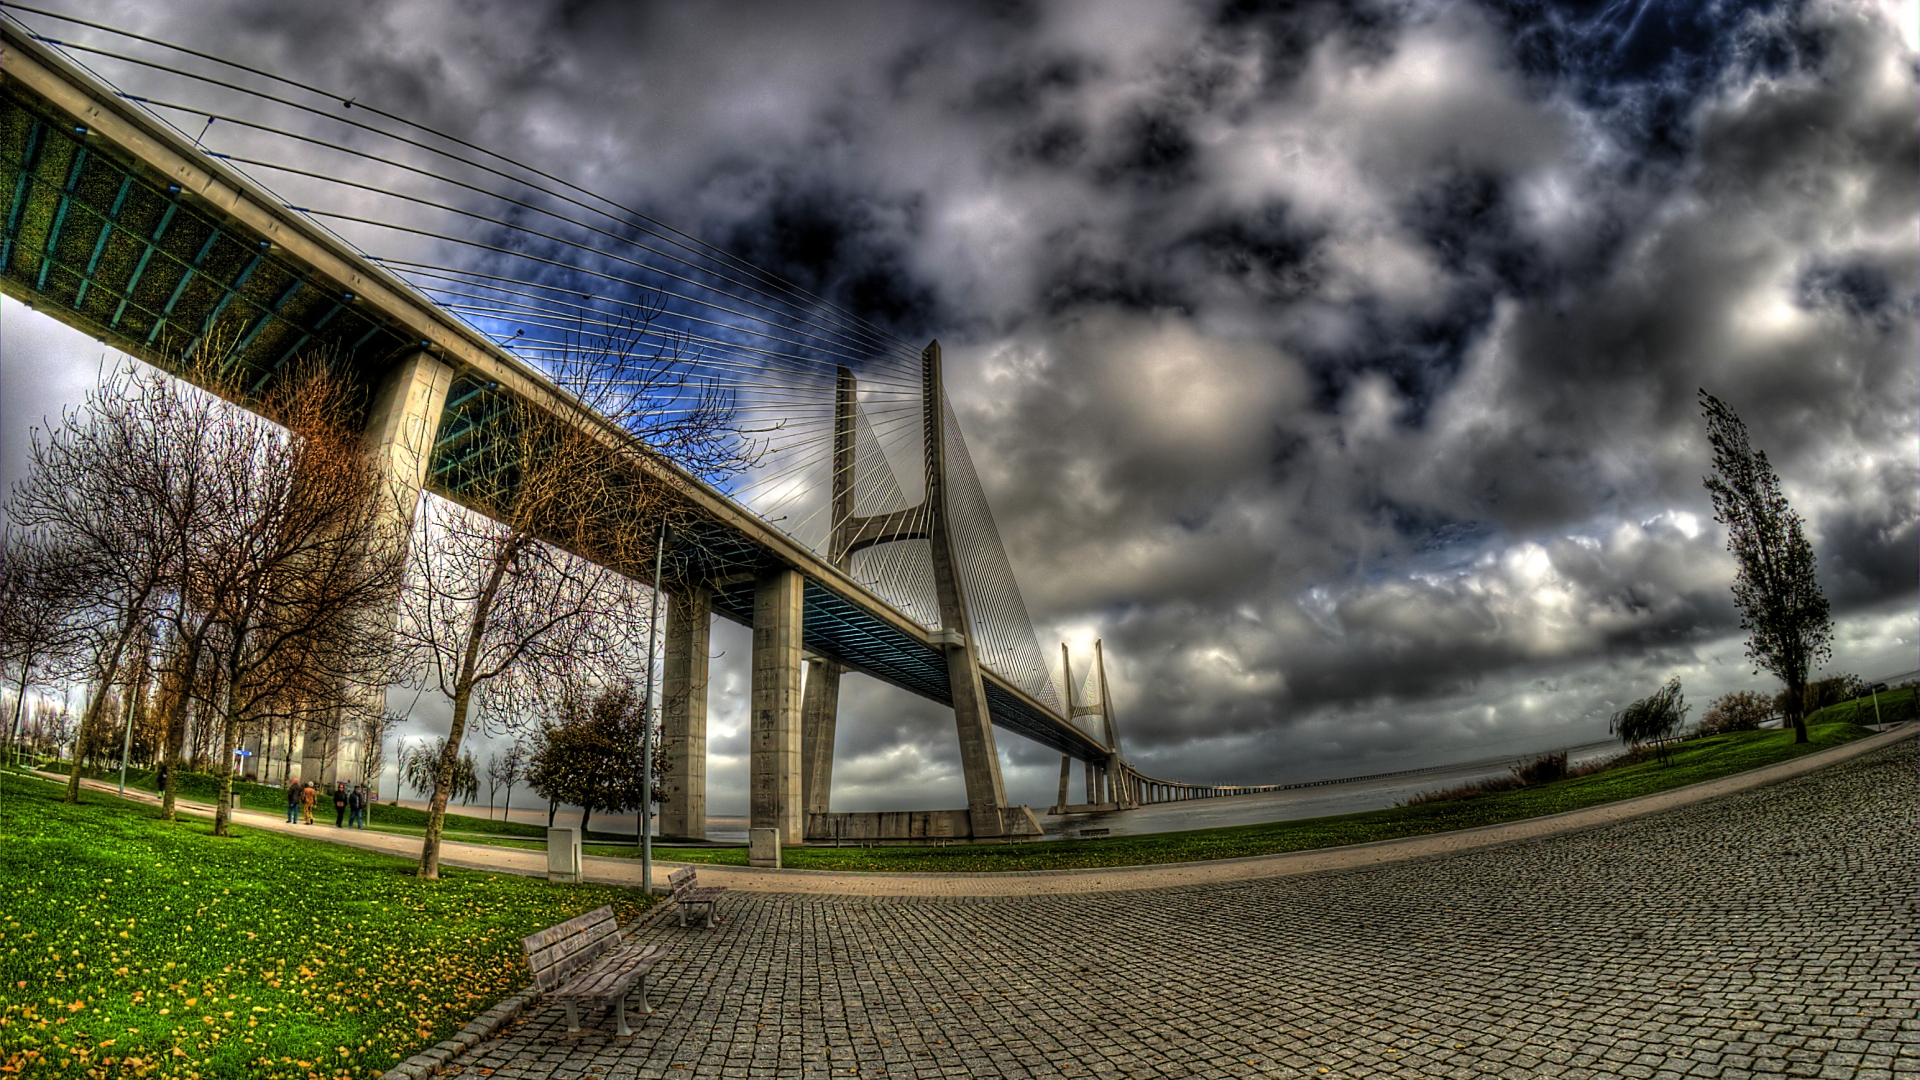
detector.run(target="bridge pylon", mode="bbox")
[797,343,1042,841]
[1048,638,1136,814]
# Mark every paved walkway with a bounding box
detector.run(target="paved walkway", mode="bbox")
[54,723,1915,898]
[453,738,1917,1080]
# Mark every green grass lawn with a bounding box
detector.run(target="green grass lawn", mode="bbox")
[558,720,1878,873]
[0,772,648,1080]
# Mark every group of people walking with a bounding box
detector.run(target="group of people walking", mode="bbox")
[284,778,371,828]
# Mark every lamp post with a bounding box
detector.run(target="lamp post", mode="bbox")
[114,686,138,798]
[638,524,674,894]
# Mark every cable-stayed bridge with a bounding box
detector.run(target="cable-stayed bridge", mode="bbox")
[0,15,1255,841]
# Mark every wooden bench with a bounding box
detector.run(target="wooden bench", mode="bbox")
[665,867,727,928]
[520,906,667,1036]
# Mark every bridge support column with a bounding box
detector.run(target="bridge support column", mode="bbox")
[343,350,452,786]
[660,586,711,840]
[801,658,842,816]
[1055,755,1072,813]
[751,568,805,845]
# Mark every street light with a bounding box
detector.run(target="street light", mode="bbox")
[638,524,677,895]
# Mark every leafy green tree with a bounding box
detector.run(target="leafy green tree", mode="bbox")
[525,683,665,838]
[1699,391,1831,744]
[401,738,477,805]
[1611,677,1688,765]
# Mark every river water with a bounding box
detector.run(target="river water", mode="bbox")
[445,739,1621,845]
[1036,739,1622,839]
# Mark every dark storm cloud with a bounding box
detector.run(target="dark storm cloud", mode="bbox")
[4,0,1913,808]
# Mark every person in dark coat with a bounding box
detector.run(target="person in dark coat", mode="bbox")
[348,784,368,828]
[285,778,302,824]
[332,781,349,827]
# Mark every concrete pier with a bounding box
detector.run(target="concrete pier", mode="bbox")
[340,350,452,787]
[660,587,712,840]
[801,658,842,815]
[751,568,806,844]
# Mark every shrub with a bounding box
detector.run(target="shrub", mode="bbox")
[1700,690,1773,734]
[1403,750,1578,806]
[1512,750,1568,785]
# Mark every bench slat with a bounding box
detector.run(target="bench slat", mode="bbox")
[531,933,618,991]
[549,946,669,1001]
[520,906,615,954]
[529,922,617,971]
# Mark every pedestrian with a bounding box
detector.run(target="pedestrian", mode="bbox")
[285,778,301,824]
[332,781,349,828]
[300,781,317,825]
[348,784,367,829]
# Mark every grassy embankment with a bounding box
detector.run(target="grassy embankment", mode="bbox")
[1801,684,1915,729]
[583,718,1882,873]
[0,772,648,1080]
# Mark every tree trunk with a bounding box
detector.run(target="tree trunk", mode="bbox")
[418,686,472,881]
[580,804,593,839]
[212,678,245,837]
[67,618,144,803]
[1788,676,1809,744]
[548,799,556,828]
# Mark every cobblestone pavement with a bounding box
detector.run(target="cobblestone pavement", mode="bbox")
[453,741,1917,1080]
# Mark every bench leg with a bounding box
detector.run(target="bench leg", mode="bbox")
[562,999,580,1033]
[677,904,686,928]
[613,992,631,1037]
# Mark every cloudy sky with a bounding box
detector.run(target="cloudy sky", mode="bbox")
[3,0,1915,816]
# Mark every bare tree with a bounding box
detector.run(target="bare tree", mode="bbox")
[1699,391,1832,744]
[0,531,80,765]
[20,696,75,760]
[143,363,259,820]
[488,736,528,821]
[6,362,187,803]
[195,361,408,837]
[396,477,647,875]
